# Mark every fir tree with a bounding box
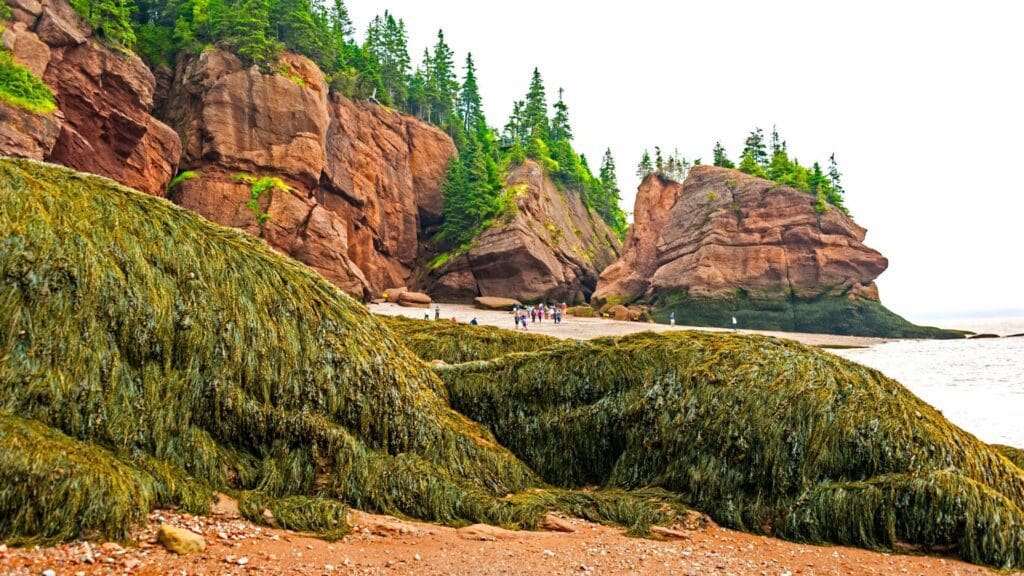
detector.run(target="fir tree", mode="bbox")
[425,29,457,126]
[712,141,735,168]
[741,128,769,168]
[458,53,484,132]
[522,68,548,140]
[654,146,664,174]
[550,88,572,142]
[636,149,653,178]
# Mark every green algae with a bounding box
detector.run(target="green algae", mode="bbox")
[0,158,669,544]
[436,330,1024,569]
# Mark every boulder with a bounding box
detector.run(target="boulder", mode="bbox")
[608,304,630,321]
[398,291,431,308]
[156,525,205,555]
[539,513,575,533]
[6,22,50,76]
[473,296,522,311]
[431,160,622,303]
[566,306,596,318]
[383,287,408,303]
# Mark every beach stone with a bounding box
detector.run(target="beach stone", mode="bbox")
[157,524,206,555]
[384,287,408,303]
[398,291,431,308]
[473,296,522,311]
[457,524,515,541]
[539,513,575,533]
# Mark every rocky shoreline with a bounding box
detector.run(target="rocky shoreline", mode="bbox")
[0,499,1004,576]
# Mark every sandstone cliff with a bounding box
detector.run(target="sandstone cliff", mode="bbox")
[430,160,622,304]
[594,166,956,337]
[159,50,457,299]
[0,0,179,194]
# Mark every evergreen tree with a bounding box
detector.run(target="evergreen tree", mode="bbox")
[458,53,484,132]
[636,149,653,178]
[271,0,331,69]
[522,68,548,140]
[503,100,526,145]
[596,148,627,237]
[741,128,769,168]
[328,0,353,39]
[71,0,138,49]
[550,88,572,141]
[712,141,734,168]
[654,146,664,174]
[363,12,410,107]
[826,153,846,209]
[214,0,278,68]
[425,29,457,126]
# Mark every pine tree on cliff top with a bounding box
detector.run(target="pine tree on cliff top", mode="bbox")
[551,88,572,142]
[598,148,628,237]
[459,53,484,132]
[522,68,548,139]
[636,149,653,178]
[712,141,735,168]
[426,30,458,127]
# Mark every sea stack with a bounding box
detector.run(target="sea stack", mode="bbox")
[594,166,957,337]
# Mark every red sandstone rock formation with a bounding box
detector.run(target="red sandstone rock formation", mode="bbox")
[0,0,179,193]
[160,50,457,299]
[430,160,622,304]
[594,166,887,304]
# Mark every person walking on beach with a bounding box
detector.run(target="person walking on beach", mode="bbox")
[470,317,478,325]
[530,307,537,323]
[423,310,429,320]
[435,305,440,321]
[670,311,675,326]
[732,316,738,331]
[520,312,528,330]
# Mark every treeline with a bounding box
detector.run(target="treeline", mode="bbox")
[638,127,847,213]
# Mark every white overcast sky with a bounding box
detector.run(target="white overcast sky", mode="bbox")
[344,0,1023,320]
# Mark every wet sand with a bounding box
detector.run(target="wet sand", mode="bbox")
[369,301,893,348]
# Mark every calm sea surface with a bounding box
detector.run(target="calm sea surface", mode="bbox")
[834,317,1024,448]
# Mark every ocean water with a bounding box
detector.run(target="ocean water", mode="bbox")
[834,316,1024,448]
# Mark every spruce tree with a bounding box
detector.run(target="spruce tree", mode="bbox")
[426,29,457,126]
[459,53,484,132]
[712,141,735,168]
[522,68,548,140]
[551,88,572,142]
[636,149,653,178]
[741,128,769,168]
[654,146,664,174]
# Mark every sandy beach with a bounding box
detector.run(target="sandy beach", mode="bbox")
[369,301,894,348]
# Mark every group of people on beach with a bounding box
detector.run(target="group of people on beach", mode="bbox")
[512,303,566,330]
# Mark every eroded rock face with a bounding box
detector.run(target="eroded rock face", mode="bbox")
[161,50,456,300]
[0,0,180,193]
[595,166,888,304]
[431,160,622,304]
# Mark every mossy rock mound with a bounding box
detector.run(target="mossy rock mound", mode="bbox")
[379,315,558,364]
[0,159,559,544]
[438,330,1024,569]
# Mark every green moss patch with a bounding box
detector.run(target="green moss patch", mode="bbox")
[0,50,57,114]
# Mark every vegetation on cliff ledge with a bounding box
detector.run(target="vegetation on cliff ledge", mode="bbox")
[0,50,57,114]
[0,158,683,544]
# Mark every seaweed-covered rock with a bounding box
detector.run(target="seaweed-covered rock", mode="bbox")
[0,159,548,544]
[437,330,1024,569]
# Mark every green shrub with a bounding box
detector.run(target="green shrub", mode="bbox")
[167,170,201,192]
[0,50,57,114]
